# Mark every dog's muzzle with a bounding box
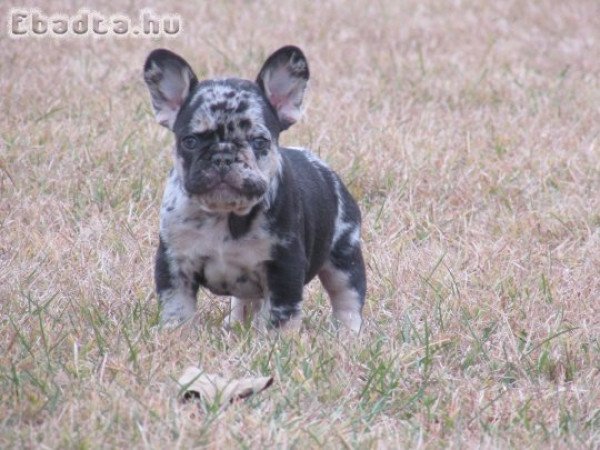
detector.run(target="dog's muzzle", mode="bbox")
[183,147,268,203]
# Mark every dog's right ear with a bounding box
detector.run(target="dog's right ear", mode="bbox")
[143,49,198,130]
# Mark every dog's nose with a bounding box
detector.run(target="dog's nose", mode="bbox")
[211,152,235,169]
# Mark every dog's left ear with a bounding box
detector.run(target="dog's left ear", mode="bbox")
[256,46,309,131]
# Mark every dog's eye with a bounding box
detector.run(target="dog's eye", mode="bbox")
[250,137,270,152]
[181,136,199,150]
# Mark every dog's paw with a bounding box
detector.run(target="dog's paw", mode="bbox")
[158,311,193,331]
[160,319,185,331]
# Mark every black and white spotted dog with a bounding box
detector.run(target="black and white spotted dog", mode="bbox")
[143,46,366,332]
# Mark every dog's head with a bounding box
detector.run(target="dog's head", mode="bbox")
[143,46,309,214]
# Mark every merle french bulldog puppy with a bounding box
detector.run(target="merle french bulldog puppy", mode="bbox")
[143,46,366,332]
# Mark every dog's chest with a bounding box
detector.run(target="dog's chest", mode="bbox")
[162,213,272,299]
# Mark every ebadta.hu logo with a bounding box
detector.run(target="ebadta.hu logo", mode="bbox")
[8,9,181,37]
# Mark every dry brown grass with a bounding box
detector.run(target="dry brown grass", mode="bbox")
[1,0,599,448]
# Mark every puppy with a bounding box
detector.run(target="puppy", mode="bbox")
[143,46,366,331]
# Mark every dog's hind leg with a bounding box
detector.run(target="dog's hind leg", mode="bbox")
[318,239,366,333]
[224,297,262,329]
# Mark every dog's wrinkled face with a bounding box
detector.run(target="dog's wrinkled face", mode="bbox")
[172,80,281,214]
[144,47,309,214]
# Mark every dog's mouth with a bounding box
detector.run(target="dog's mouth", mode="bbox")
[185,169,267,195]
[184,167,269,213]
[208,180,258,199]
[207,180,242,194]
[214,180,238,191]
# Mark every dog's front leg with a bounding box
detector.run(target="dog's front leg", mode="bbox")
[155,238,198,325]
[265,242,306,330]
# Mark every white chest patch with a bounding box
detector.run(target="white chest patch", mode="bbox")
[160,175,273,299]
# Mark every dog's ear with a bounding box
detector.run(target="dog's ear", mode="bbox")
[143,49,198,130]
[256,46,309,131]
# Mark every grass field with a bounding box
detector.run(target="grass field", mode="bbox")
[1,0,599,448]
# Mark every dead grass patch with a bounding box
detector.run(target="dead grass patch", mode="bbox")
[1,0,599,448]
